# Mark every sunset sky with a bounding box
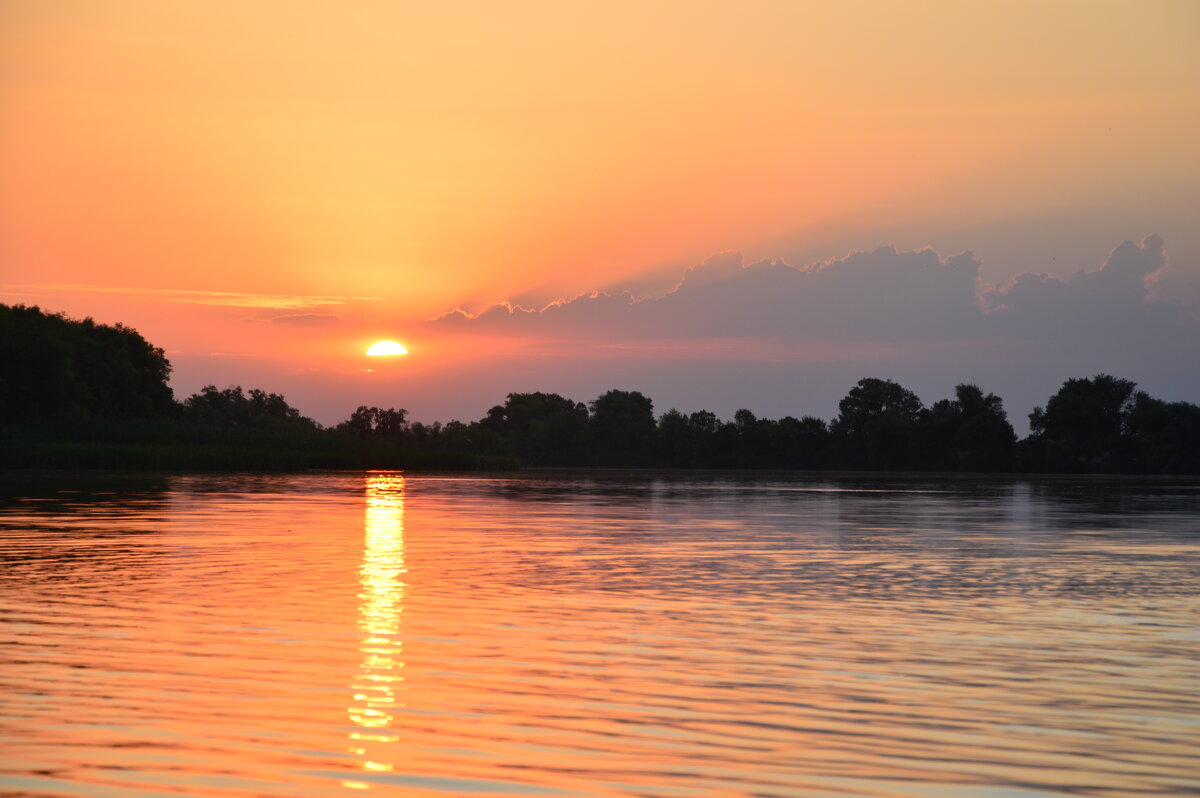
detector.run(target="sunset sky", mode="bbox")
[3,1,1198,428]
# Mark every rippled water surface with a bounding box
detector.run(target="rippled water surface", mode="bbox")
[1,472,1198,797]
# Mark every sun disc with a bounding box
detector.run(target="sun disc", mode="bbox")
[366,340,408,356]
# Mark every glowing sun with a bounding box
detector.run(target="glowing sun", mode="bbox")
[366,340,408,356]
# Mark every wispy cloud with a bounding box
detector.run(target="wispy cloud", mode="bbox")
[266,313,346,325]
[4,284,380,309]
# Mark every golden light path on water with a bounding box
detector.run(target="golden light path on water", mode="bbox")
[0,473,1198,797]
[346,474,406,789]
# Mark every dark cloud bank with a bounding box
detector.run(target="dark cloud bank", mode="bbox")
[433,235,1188,343]
[418,235,1195,432]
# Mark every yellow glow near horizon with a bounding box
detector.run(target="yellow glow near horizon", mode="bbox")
[366,341,408,357]
[2,0,1197,382]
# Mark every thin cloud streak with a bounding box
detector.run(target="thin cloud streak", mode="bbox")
[5,284,380,310]
[266,313,346,325]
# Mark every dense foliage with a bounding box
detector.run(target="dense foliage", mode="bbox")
[345,378,1197,474]
[3,304,1197,472]
[0,303,175,420]
[1024,376,1200,474]
[0,306,501,469]
[183,385,319,431]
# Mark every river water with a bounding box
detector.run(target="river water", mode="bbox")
[0,472,1197,797]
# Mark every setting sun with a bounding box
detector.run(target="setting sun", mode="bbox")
[3,4,1199,798]
[366,341,408,357]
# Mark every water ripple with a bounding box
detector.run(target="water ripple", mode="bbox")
[1,473,1197,797]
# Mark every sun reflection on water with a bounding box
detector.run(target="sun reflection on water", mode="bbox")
[346,473,406,786]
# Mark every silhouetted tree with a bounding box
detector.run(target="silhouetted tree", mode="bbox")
[923,383,1016,471]
[1123,391,1200,474]
[1027,374,1137,471]
[773,415,830,469]
[10,302,1197,475]
[589,389,655,465]
[183,385,318,430]
[374,408,409,440]
[831,378,925,469]
[438,420,473,452]
[689,410,719,435]
[341,406,377,439]
[479,392,589,465]
[335,406,409,441]
[656,409,691,467]
[0,304,174,420]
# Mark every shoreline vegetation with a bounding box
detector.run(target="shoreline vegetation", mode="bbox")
[3,304,1197,474]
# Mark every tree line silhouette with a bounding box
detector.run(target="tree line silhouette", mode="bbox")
[3,304,1197,473]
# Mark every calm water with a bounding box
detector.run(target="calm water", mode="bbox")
[1,472,1198,798]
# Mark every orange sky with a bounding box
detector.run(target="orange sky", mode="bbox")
[2,1,1198,424]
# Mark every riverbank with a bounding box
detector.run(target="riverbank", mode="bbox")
[0,421,515,471]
